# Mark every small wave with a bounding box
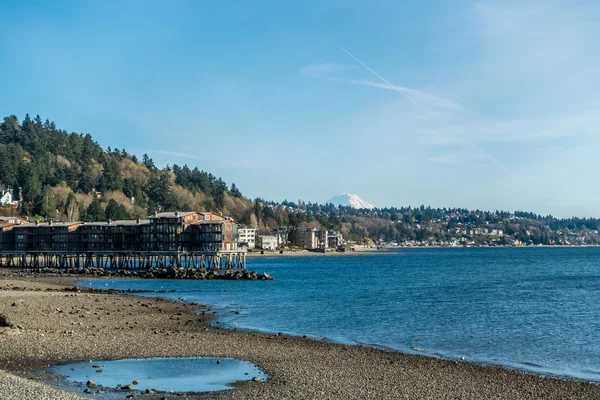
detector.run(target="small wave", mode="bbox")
[412,347,446,358]
[518,361,545,368]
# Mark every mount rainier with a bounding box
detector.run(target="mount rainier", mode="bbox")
[326,193,375,209]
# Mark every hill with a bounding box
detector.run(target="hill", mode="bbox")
[0,114,253,223]
[1,113,599,246]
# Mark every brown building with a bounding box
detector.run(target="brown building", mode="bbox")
[149,211,201,251]
[0,211,240,254]
[188,219,239,252]
[221,219,239,251]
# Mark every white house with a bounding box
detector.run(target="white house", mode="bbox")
[0,190,14,206]
[238,227,256,249]
[259,235,278,250]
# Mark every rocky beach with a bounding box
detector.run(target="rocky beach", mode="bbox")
[14,267,274,281]
[0,273,599,400]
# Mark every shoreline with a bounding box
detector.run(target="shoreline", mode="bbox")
[0,274,599,399]
[246,247,383,257]
[247,244,600,258]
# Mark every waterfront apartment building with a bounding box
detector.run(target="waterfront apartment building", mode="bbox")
[238,227,256,249]
[78,219,151,251]
[149,211,202,251]
[0,211,240,254]
[13,221,82,251]
[293,228,329,250]
[189,218,239,252]
[0,223,16,251]
[259,234,278,250]
[327,231,344,249]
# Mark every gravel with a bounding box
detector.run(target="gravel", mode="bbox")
[0,275,599,400]
[0,369,83,400]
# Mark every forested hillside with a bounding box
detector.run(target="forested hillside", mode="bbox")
[1,114,599,246]
[0,114,252,223]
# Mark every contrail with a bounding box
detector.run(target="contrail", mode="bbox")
[466,140,512,175]
[341,46,432,114]
[341,46,512,175]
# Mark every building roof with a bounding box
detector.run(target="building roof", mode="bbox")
[192,220,227,225]
[148,211,198,218]
[13,222,82,229]
[82,219,150,227]
[0,216,23,223]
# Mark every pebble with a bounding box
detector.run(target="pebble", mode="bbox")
[0,276,598,400]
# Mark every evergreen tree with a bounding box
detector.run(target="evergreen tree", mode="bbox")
[230,183,242,198]
[142,153,155,170]
[85,197,105,222]
[105,199,130,220]
[254,199,262,225]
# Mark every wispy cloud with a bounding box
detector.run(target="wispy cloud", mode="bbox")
[465,140,512,175]
[347,79,464,111]
[333,47,510,174]
[149,150,201,160]
[301,52,462,113]
[340,47,430,114]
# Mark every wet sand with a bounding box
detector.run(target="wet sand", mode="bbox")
[0,274,599,400]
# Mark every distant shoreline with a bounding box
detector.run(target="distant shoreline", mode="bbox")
[246,244,600,257]
[246,248,382,257]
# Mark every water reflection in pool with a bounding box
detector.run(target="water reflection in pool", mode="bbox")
[49,357,267,395]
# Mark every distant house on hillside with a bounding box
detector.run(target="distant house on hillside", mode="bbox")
[0,189,16,207]
[0,216,26,226]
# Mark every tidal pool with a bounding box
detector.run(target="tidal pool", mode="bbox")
[48,357,267,396]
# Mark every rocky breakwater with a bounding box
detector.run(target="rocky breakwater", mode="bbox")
[21,267,274,280]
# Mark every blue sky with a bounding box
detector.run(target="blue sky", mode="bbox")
[1,0,600,217]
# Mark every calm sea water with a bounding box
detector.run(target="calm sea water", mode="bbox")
[81,247,600,382]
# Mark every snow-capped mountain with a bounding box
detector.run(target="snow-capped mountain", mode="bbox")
[326,193,376,210]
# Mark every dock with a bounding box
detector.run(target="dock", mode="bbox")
[0,250,247,270]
